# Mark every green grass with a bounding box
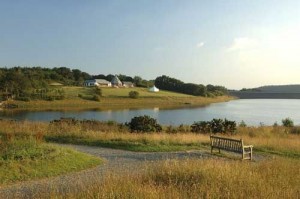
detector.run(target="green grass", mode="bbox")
[10,86,234,110]
[0,137,101,185]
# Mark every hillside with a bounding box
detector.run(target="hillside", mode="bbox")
[257,85,300,93]
[230,84,300,99]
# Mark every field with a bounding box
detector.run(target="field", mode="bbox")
[0,135,101,185]
[10,86,234,110]
[1,120,299,198]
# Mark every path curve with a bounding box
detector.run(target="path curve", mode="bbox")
[0,144,212,199]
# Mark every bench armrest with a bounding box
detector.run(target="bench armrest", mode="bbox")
[243,145,253,149]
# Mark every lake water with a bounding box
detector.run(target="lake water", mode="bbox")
[0,99,300,126]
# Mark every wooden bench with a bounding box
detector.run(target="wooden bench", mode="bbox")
[210,135,253,160]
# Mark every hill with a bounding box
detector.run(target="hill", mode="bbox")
[230,84,300,99]
[257,85,300,93]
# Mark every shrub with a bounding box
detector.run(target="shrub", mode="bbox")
[191,118,236,134]
[126,115,162,133]
[210,119,224,134]
[191,121,211,133]
[239,120,247,127]
[93,95,101,102]
[95,87,102,96]
[282,118,294,127]
[223,119,237,134]
[129,91,139,99]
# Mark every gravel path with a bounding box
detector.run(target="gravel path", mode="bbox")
[0,144,212,199]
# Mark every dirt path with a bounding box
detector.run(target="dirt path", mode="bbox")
[0,144,212,199]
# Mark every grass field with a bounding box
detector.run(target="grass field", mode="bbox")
[0,135,101,185]
[1,120,299,198]
[9,86,234,110]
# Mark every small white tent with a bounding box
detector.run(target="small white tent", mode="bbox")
[149,86,159,92]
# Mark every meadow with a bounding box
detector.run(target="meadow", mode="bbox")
[10,86,234,110]
[0,131,101,186]
[1,120,299,198]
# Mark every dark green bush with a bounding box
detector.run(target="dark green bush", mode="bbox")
[223,119,237,134]
[210,119,225,133]
[129,91,139,99]
[191,121,211,133]
[126,115,162,133]
[282,118,294,127]
[191,118,236,134]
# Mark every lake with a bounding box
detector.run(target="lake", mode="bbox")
[0,99,300,126]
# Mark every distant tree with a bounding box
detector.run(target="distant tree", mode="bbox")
[282,118,294,127]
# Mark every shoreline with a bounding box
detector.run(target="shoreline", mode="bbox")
[0,95,235,111]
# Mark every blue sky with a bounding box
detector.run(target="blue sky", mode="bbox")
[0,0,300,89]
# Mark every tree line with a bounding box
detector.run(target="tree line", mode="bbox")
[155,75,227,97]
[0,67,228,100]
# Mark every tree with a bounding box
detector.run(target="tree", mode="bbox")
[282,118,294,127]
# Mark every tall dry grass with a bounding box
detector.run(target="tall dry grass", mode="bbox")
[0,120,299,155]
[45,158,300,199]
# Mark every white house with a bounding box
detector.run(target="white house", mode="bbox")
[84,79,111,87]
[149,86,159,92]
[123,81,134,88]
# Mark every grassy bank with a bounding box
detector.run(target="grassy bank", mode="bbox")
[7,86,234,110]
[0,120,299,159]
[0,136,101,185]
[46,158,300,199]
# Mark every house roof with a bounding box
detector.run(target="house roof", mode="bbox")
[111,75,122,85]
[95,79,110,84]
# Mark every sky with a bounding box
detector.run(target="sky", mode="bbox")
[0,0,300,89]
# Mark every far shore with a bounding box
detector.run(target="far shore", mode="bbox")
[0,87,235,111]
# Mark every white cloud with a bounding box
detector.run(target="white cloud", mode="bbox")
[227,37,259,52]
[196,42,205,48]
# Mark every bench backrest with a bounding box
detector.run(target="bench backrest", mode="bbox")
[210,135,243,153]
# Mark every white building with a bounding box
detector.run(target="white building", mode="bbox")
[149,86,159,92]
[84,79,112,87]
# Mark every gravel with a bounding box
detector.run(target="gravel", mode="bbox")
[0,144,212,199]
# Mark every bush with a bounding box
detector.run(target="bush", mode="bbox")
[223,119,237,134]
[93,95,101,102]
[126,115,162,133]
[95,87,102,96]
[282,118,294,127]
[210,119,224,134]
[191,121,211,133]
[239,120,247,127]
[191,118,236,134]
[129,91,139,99]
